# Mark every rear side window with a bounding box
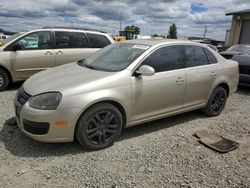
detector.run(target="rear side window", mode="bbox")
[204,49,217,64]
[141,45,184,73]
[86,33,111,48]
[55,31,89,48]
[184,46,208,67]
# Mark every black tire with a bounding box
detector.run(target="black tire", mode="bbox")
[76,103,123,150]
[202,86,227,117]
[0,69,9,92]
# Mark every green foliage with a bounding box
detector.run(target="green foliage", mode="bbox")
[124,25,140,35]
[151,34,166,38]
[167,23,177,39]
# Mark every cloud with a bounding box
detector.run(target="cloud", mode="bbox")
[0,0,249,40]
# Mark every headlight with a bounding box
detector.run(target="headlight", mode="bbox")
[29,92,62,110]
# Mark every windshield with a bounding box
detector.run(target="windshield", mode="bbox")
[227,45,250,52]
[81,43,150,71]
[2,32,24,45]
[244,50,250,55]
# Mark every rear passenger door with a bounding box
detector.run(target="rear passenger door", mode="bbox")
[183,45,218,108]
[54,31,96,66]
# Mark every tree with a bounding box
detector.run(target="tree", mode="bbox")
[124,25,140,35]
[151,34,166,38]
[121,25,141,40]
[167,23,177,39]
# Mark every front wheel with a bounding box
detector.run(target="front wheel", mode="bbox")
[76,103,123,150]
[202,87,227,117]
[0,69,9,92]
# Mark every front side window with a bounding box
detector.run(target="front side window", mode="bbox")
[86,33,111,48]
[141,45,184,73]
[55,31,89,48]
[14,31,51,50]
[185,46,208,67]
[80,43,150,71]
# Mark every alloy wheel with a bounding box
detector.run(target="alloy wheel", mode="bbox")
[0,74,3,87]
[86,111,119,145]
[210,90,226,114]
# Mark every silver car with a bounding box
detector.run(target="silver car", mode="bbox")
[14,39,239,150]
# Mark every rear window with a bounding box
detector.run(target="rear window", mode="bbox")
[86,33,111,48]
[204,49,217,64]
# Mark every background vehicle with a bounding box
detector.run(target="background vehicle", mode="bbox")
[220,44,250,59]
[0,34,8,41]
[205,44,218,52]
[232,50,250,86]
[0,34,8,46]
[14,39,239,150]
[0,27,114,91]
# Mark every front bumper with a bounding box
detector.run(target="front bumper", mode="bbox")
[14,100,82,143]
[239,74,250,86]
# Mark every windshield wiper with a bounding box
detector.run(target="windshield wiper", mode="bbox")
[84,63,96,70]
[77,59,97,70]
[77,59,115,72]
[77,59,84,66]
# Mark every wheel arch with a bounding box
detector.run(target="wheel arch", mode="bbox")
[216,82,230,97]
[204,82,230,107]
[0,64,13,83]
[74,100,127,135]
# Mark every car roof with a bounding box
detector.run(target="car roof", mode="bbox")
[42,27,107,34]
[121,39,201,46]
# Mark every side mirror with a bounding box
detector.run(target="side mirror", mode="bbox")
[12,43,22,51]
[136,65,155,76]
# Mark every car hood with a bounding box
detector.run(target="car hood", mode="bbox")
[23,62,118,96]
[220,51,244,56]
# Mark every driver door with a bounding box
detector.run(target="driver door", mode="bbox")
[131,45,186,122]
[10,31,55,79]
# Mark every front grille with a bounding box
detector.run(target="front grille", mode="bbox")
[239,65,250,75]
[15,87,32,120]
[23,119,49,135]
[16,87,32,106]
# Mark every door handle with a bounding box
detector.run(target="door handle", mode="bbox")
[44,51,53,55]
[210,72,217,77]
[56,51,63,55]
[176,77,184,84]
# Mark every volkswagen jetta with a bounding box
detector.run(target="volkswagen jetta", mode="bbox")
[14,39,239,150]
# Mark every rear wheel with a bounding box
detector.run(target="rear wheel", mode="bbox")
[76,103,123,150]
[0,69,9,92]
[202,86,227,117]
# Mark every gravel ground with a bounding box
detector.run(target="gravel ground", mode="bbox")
[0,83,249,188]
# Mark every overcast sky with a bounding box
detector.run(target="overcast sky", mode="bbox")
[0,0,249,40]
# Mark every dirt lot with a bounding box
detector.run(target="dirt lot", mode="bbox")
[0,83,249,188]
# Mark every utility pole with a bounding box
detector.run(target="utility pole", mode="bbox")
[203,25,207,39]
[119,13,122,35]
